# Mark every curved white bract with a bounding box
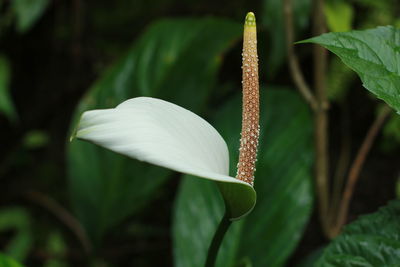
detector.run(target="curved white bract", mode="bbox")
[75,97,255,219]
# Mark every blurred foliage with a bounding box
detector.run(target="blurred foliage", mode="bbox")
[174,89,314,267]
[0,207,32,261]
[325,0,353,32]
[382,114,400,151]
[316,200,400,265]
[262,0,311,76]
[43,232,67,267]
[0,55,16,121]
[326,57,356,101]
[22,130,49,149]
[0,253,24,267]
[11,0,49,33]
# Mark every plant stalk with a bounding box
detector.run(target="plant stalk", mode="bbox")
[205,212,231,267]
[311,0,332,238]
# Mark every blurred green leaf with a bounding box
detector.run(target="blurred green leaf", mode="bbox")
[296,247,324,267]
[383,113,400,144]
[68,17,243,244]
[0,207,32,261]
[327,57,356,101]
[316,200,400,266]
[301,26,400,113]
[173,88,314,267]
[262,0,311,76]
[12,0,49,33]
[325,0,354,32]
[0,55,16,121]
[23,130,49,149]
[43,231,67,267]
[0,253,25,267]
[173,178,244,267]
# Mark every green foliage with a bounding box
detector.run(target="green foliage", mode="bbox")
[383,114,400,147]
[325,0,354,32]
[316,200,400,266]
[301,26,400,113]
[43,232,67,267]
[173,88,314,267]
[0,55,16,121]
[68,17,243,244]
[22,130,49,149]
[327,57,356,101]
[261,0,311,76]
[12,0,49,33]
[0,207,32,261]
[0,254,25,267]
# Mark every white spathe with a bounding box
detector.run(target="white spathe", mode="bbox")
[76,97,251,188]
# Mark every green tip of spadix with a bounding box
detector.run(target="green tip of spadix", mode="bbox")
[245,12,256,27]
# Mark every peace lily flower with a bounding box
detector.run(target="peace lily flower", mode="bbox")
[73,12,259,220]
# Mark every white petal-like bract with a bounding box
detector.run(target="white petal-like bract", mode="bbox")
[75,97,255,219]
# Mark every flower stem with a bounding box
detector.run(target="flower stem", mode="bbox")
[205,211,232,267]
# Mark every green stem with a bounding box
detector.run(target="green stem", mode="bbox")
[205,211,232,267]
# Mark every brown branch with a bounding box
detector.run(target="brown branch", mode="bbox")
[284,0,331,237]
[24,191,92,254]
[283,0,318,111]
[330,105,392,236]
[311,0,332,237]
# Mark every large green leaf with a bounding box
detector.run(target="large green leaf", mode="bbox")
[0,55,17,121]
[300,26,400,113]
[173,88,314,267]
[316,200,400,266]
[173,178,244,267]
[12,0,49,33]
[68,17,242,243]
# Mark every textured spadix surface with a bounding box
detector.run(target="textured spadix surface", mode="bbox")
[75,97,256,220]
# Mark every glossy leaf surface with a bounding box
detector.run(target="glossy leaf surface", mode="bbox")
[316,200,400,266]
[301,26,400,113]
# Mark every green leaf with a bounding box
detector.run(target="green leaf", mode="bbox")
[325,0,354,32]
[0,55,17,121]
[12,0,49,33]
[316,200,400,266]
[262,0,311,76]
[0,254,25,267]
[300,26,400,113]
[0,207,32,261]
[296,247,324,267]
[173,178,244,267]
[173,88,314,267]
[68,17,243,244]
